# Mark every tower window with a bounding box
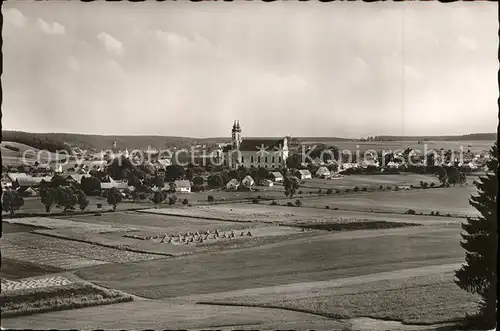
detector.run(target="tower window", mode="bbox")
[265,157,268,163]
[251,156,253,163]
[272,156,275,163]
[258,156,260,163]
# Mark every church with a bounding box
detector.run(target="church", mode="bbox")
[223,121,289,170]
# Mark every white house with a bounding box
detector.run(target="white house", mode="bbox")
[295,169,312,180]
[241,175,255,187]
[223,121,289,169]
[315,167,331,179]
[270,171,284,182]
[174,180,191,193]
[226,178,240,190]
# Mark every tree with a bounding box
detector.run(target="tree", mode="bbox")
[55,187,77,213]
[168,195,177,205]
[152,174,165,189]
[208,173,224,188]
[76,190,89,213]
[2,189,24,216]
[455,142,498,329]
[81,176,102,196]
[283,175,299,199]
[40,187,57,213]
[107,187,122,211]
[165,165,186,182]
[286,153,302,169]
[151,191,165,208]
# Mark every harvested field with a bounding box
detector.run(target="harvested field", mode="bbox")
[3,217,136,232]
[146,203,465,226]
[59,211,247,234]
[1,281,133,318]
[1,275,72,293]
[76,225,464,300]
[2,232,164,269]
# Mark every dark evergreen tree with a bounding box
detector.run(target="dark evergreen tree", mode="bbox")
[455,142,498,329]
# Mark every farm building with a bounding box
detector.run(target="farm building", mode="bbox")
[295,169,312,180]
[65,174,92,184]
[18,186,38,197]
[269,172,284,182]
[13,176,52,189]
[241,175,255,187]
[226,178,240,190]
[174,180,191,193]
[315,167,331,179]
[6,173,29,183]
[386,161,399,168]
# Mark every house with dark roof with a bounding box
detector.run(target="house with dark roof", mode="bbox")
[223,121,289,169]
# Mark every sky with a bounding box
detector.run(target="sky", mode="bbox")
[2,1,498,138]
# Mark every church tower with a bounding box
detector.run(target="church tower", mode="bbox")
[231,120,242,150]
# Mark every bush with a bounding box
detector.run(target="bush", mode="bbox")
[394,186,400,191]
[326,188,333,195]
[97,203,102,209]
[270,200,278,206]
[386,186,392,191]
[325,205,330,209]
[379,185,384,191]
[430,211,435,216]
[345,188,351,193]
[317,188,322,194]
[406,209,416,215]
[445,213,451,217]
[287,202,295,207]
[333,207,339,210]
[422,182,429,189]
[294,199,302,207]
[182,198,189,205]
[361,187,368,192]
[298,190,303,194]
[353,186,360,192]
[252,199,259,204]
[207,195,214,202]
[335,189,341,194]
[435,211,440,216]
[168,195,177,205]
[430,182,435,188]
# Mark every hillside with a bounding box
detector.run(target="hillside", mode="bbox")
[372,133,497,141]
[2,130,496,152]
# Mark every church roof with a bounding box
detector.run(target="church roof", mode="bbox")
[238,139,285,152]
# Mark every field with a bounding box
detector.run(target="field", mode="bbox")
[144,202,466,226]
[1,173,484,330]
[300,174,441,191]
[288,186,478,217]
[1,274,133,318]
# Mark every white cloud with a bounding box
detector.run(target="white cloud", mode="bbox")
[37,18,65,35]
[4,8,27,28]
[97,32,124,56]
[67,56,80,71]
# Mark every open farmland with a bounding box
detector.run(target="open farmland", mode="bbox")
[300,174,441,191]
[293,186,478,217]
[75,224,465,299]
[1,196,153,216]
[1,274,133,318]
[144,203,466,226]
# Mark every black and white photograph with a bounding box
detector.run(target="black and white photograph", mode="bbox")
[1,1,498,330]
